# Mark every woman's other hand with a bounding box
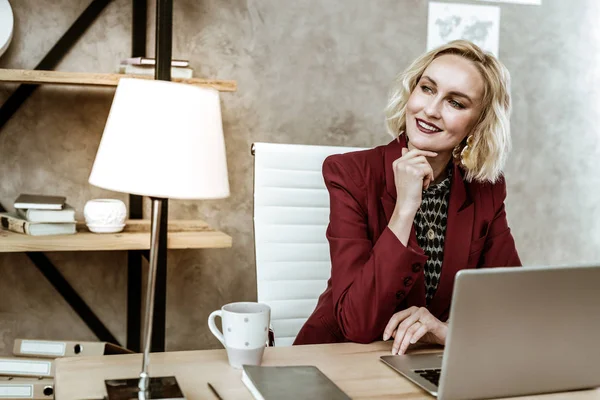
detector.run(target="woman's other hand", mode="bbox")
[383,306,448,355]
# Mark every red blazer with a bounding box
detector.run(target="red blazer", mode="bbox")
[293,136,521,345]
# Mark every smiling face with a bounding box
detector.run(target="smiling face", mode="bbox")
[405,54,485,157]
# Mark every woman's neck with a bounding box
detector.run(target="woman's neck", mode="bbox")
[407,142,452,184]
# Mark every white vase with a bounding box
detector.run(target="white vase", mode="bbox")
[84,199,127,233]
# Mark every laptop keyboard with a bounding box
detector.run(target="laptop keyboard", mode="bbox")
[414,368,441,386]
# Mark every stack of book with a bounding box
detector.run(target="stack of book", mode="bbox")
[117,57,194,79]
[0,338,132,399]
[0,194,76,236]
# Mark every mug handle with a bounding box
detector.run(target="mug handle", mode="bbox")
[208,310,225,345]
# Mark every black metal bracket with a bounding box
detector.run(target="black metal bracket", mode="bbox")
[148,0,173,353]
[0,0,113,132]
[0,0,120,347]
[126,0,148,354]
[0,0,172,353]
[0,200,120,346]
[27,252,120,344]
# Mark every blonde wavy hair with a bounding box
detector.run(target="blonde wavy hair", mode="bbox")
[385,40,512,183]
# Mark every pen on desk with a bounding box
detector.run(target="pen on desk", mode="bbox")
[208,382,224,400]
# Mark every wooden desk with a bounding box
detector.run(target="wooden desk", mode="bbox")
[55,341,600,400]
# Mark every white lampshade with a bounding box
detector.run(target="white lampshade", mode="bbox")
[89,78,230,199]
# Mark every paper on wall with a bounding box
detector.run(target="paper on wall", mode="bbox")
[476,0,541,5]
[427,2,501,57]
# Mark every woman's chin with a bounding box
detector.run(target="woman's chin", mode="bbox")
[406,133,438,151]
[406,131,454,154]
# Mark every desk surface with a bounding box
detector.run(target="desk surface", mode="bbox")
[55,341,600,400]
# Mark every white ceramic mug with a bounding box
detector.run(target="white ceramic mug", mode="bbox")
[208,302,271,369]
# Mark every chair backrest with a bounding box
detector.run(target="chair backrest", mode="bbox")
[252,142,366,346]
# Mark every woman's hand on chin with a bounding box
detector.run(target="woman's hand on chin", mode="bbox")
[392,147,437,216]
[383,306,448,355]
[387,147,438,245]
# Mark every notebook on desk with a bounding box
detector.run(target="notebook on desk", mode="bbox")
[242,365,351,400]
[381,265,600,400]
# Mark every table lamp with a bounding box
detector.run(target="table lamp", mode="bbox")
[88,77,230,399]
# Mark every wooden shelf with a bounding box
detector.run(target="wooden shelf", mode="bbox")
[0,219,232,252]
[0,69,237,92]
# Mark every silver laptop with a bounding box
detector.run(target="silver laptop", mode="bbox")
[380,265,600,400]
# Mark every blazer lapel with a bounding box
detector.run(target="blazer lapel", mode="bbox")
[427,163,473,318]
[380,136,402,225]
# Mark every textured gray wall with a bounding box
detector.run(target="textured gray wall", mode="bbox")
[0,0,599,355]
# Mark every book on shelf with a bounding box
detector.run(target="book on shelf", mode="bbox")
[13,194,65,210]
[117,64,194,79]
[0,357,54,378]
[0,213,76,236]
[16,204,75,223]
[121,57,189,67]
[0,377,53,399]
[241,365,351,400]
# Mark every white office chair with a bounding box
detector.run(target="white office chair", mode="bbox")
[252,142,366,346]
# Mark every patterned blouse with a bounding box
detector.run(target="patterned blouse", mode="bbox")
[414,168,452,304]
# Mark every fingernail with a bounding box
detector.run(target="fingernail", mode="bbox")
[392,348,397,355]
[383,334,388,341]
[410,338,416,344]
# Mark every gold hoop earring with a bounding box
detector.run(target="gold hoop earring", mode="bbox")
[452,144,461,161]
[454,135,474,167]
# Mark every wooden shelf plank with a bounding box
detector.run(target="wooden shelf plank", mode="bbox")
[0,219,232,252]
[0,69,237,92]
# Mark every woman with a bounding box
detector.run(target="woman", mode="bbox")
[293,40,521,354]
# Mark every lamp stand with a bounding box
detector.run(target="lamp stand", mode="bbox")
[105,198,184,399]
[103,1,183,397]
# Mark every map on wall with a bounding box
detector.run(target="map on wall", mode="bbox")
[476,0,541,4]
[427,2,501,57]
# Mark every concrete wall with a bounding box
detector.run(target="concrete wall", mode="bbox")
[0,0,598,354]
